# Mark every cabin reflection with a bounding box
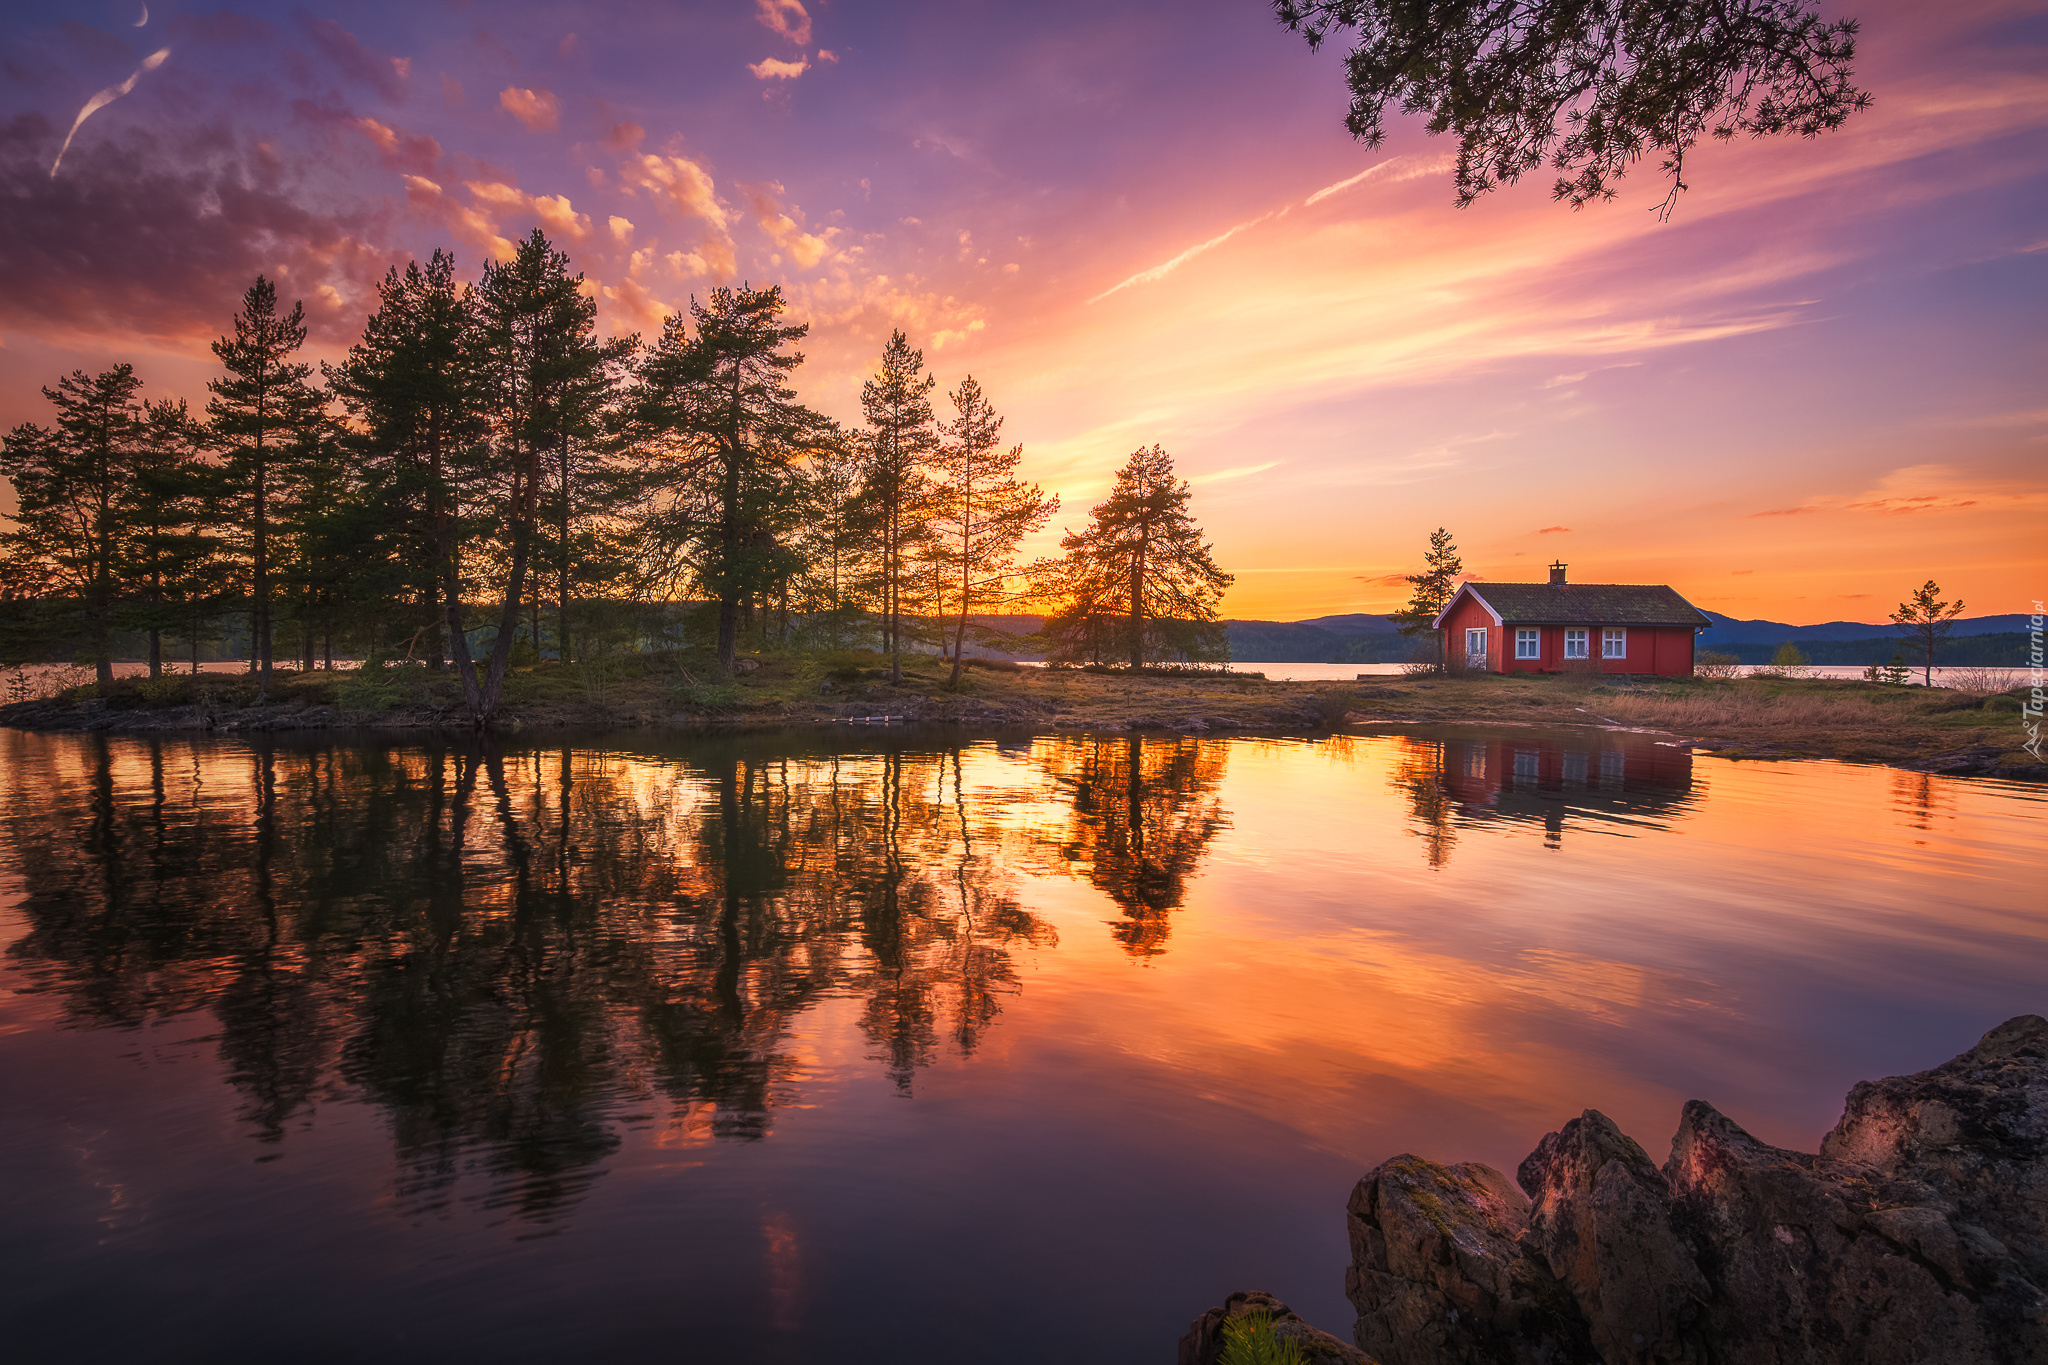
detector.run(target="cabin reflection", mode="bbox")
[1399,735,1699,860]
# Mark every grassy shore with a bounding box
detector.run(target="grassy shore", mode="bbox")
[2,650,2039,778]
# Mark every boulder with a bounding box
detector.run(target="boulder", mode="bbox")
[1345,1155,1594,1365]
[1517,1110,1708,1365]
[1192,1016,2048,1365]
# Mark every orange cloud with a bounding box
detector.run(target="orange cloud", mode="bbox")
[464,179,592,242]
[754,0,812,45]
[744,183,831,269]
[402,175,515,261]
[1537,526,1572,534]
[498,87,561,133]
[748,57,809,81]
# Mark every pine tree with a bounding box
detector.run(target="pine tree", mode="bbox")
[327,251,485,686]
[122,397,217,677]
[467,230,624,718]
[858,330,939,683]
[1040,445,1233,669]
[932,376,1056,687]
[1390,527,1463,672]
[1891,580,1965,686]
[626,284,834,673]
[208,276,325,693]
[0,365,147,682]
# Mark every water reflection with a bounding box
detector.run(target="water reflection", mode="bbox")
[0,731,1243,1218]
[1396,734,1698,860]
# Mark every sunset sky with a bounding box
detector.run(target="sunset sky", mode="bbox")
[1,0,2042,624]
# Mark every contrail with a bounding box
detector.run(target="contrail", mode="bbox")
[50,47,169,179]
[1088,210,1280,304]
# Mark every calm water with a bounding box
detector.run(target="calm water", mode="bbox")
[1,727,2041,1363]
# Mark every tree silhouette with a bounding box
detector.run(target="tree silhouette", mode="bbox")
[0,365,147,682]
[933,375,1057,686]
[1040,445,1233,669]
[1890,580,1965,687]
[627,285,836,673]
[858,331,940,682]
[208,277,326,693]
[1276,0,1873,217]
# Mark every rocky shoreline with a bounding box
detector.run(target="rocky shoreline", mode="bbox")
[1182,1015,2048,1364]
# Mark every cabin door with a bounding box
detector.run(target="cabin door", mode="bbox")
[1464,628,1488,670]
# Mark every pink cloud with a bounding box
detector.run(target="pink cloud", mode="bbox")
[498,87,561,133]
[748,57,808,81]
[754,0,812,46]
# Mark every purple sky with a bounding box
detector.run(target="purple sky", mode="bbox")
[3,0,2043,621]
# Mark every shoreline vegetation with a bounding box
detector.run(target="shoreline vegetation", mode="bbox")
[3,652,2040,780]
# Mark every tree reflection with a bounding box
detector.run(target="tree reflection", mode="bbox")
[1038,735,1231,955]
[3,730,1228,1221]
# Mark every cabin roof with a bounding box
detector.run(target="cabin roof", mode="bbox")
[1440,582,1713,628]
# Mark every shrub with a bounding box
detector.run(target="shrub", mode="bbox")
[1695,650,1742,680]
[1218,1312,1307,1365]
[1761,642,1811,678]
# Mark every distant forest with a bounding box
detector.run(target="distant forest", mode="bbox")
[0,231,1236,719]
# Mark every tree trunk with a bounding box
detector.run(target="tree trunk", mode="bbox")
[1129,536,1146,671]
[476,457,536,723]
[558,436,572,665]
[148,629,161,680]
[253,447,270,695]
[717,596,739,673]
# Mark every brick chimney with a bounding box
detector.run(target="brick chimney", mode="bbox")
[1548,560,1568,586]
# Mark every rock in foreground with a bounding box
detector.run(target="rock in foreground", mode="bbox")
[1183,1015,2048,1365]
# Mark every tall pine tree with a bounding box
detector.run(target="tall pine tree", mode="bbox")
[626,285,834,673]
[327,250,485,682]
[858,330,939,683]
[0,366,147,682]
[208,277,325,692]
[467,230,619,719]
[932,375,1055,687]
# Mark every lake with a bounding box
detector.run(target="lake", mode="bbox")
[1,726,2041,1363]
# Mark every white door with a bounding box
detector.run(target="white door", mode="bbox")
[1464,628,1488,669]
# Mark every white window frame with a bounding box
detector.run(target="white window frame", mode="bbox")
[1564,628,1589,660]
[1515,628,1540,660]
[1602,626,1628,659]
[1464,627,1489,666]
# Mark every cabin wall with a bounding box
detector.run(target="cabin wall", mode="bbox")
[1439,597,1502,672]
[1492,623,1699,676]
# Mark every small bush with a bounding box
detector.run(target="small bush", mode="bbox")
[1218,1311,1307,1365]
[1694,650,1742,680]
[1758,642,1811,678]
[1941,665,2019,694]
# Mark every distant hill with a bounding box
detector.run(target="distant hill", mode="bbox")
[1698,611,2030,645]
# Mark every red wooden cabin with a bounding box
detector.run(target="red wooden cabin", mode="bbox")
[1432,562,1711,676]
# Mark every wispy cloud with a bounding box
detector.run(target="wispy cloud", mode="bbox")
[50,48,171,179]
[1303,154,1452,207]
[1089,210,1280,304]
